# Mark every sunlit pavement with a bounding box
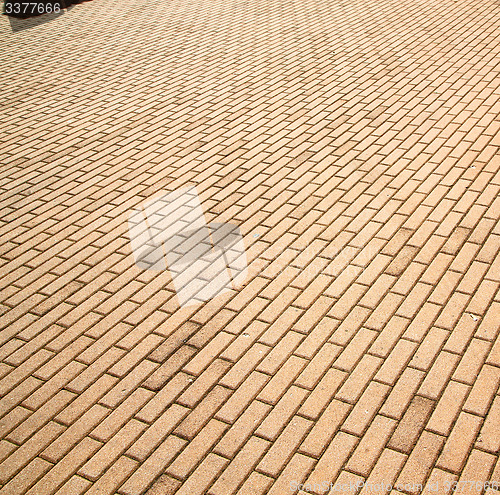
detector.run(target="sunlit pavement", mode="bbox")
[0,0,499,493]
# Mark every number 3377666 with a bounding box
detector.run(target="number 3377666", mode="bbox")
[5,2,62,14]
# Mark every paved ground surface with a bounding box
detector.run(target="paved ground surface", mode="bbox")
[1,0,500,493]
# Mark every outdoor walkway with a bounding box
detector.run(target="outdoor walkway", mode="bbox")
[0,0,499,493]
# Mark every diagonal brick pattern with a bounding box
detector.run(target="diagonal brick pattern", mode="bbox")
[1,0,499,493]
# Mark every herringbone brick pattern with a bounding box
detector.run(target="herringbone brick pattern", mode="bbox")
[0,0,499,493]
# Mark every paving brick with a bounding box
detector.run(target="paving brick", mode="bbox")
[42,405,108,464]
[463,364,500,416]
[257,355,307,405]
[358,449,407,495]
[0,457,53,495]
[90,388,153,443]
[437,411,483,475]
[421,468,457,495]
[346,415,397,477]
[267,453,316,495]
[395,432,445,495]
[295,315,339,358]
[2,1,499,492]
[0,421,63,484]
[167,419,229,479]
[144,346,197,391]
[380,367,426,420]
[295,343,341,389]
[221,320,270,363]
[341,381,391,437]
[209,436,269,495]
[452,338,492,385]
[418,351,461,400]
[427,380,470,436]
[304,432,358,494]
[456,449,497,495]
[119,436,187,495]
[476,395,500,453]
[170,453,229,495]
[174,385,232,440]
[300,399,351,458]
[78,419,146,481]
[26,437,101,495]
[214,400,271,459]
[215,371,269,424]
[234,472,273,495]
[335,354,382,404]
[256,385,309,441]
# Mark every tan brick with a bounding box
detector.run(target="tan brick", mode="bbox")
[388,395,435,454]
[456,449,497,495]
[26,437,101,495]
[120,436,187,495]
[380,368,425,419]
[0,421,63,484]
[91,388,154,442]
[300,399,351,458]
[418,351,460,400]
[84,456,138,495]
[346,415,397,477]
[293,296,335,333]
[135,373,191,423]
[55,374,118,425]
[174,385,232,440]
[258,416,312,477]
[437,412,483,473]
[409,327,449,371]
[144,346,197,390]
[214,400,271,458]
[295,343,341,389]
[235,472,273,495]
[375,339,418,385]
[444,312,480,354]
[476,395,500,453]
[298,368,347,420]
[342,381,391,436]
[358,449,407,495]
[295,315,339,358]
[42,405,108,463]
[453,338,492,384]
[267,453,316,495]
[427,380,470,436]
[209,436,268,495]
[53,475,91,495]
[463,364,500,416]
[167,419,229,479]
[219,343,271,389]
[335,354,382,403]
[145,475,181,495]
[215,371,269,423]
[333,328,377,371]
[395,432,445,495]
[255,331,303,375]
[7,389,75,445]
[421,468,457,495]
[66,347,126,394]
[257,355,307,405]
[78,419,146,481]
[256,385,309,441]
[304,432,358,494]
[0,457,53,495]
[466,279,499,315]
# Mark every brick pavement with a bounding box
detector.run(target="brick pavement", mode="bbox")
[0,0,499,493]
